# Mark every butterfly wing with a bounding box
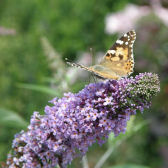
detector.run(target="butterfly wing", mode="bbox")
[97,30,136,77]
[107,30,136,61]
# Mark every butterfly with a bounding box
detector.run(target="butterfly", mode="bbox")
[66,30,136,80]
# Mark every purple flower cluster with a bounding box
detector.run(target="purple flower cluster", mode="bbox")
[4,73,160,168]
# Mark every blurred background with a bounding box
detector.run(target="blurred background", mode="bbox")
[0,0,168,168]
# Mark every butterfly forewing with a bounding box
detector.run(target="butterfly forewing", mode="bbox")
[105,30,136,62]
[102,30,136,76]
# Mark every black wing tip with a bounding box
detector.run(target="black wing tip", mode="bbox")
[128,30,136,37]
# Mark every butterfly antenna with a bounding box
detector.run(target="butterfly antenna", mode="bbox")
[65,58,90,71]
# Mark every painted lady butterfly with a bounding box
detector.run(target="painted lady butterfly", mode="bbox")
[66,30,136,80]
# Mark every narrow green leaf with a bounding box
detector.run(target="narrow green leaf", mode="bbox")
[108,117,149,146]
[95,118,149,168]
[17,83,62,97]
[0,108,28,128]
[41,77,61,84]
[109,164,150,168]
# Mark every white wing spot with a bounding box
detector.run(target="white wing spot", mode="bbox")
[124,34,127,37]
[125,42,128,45]
[108,50,116,54]
[116,40,124,45]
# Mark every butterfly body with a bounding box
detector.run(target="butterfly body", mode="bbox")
[67,30,136,80]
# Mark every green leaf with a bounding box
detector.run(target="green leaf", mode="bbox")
[0,108,28,128]
[108,117,149,146]
[109,164,150,168]
[41,77,62,84]
[94,118,149,168]
[17,83,62,97]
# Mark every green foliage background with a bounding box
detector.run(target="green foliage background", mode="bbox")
[0,0,167,168]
